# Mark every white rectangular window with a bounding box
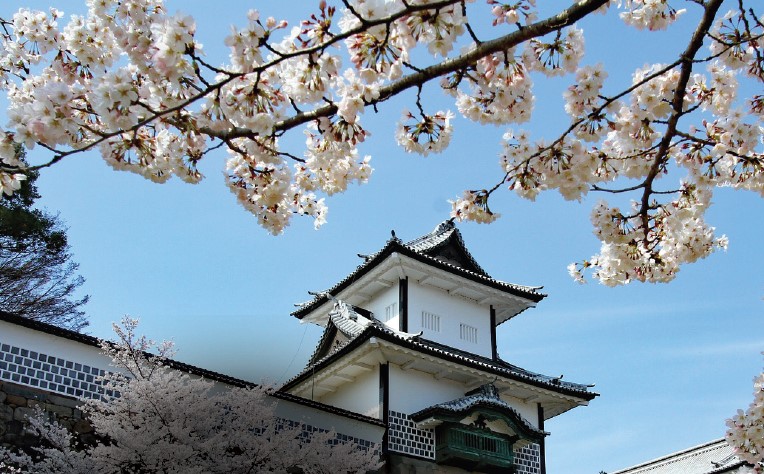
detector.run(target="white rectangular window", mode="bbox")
[384,302,397,322]
[460,323,478,343]
[421,311,440,332]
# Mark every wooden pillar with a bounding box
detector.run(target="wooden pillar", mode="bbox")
[398,278,408,333]
[490,306,498,360]
[538,403,546,474]
[380,363,390,471]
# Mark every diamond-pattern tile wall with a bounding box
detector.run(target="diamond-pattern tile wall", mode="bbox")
[0,342,110,399]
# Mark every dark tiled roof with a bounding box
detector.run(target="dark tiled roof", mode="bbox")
[612,439,747,474]
[403,219,489,276]
[293,221,545,320]
[307,302,372,366]
[410,383,547,440]
[282,304,596,401]
[0,310,384,427]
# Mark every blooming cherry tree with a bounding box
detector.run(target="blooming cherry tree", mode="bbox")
[727,360,764,471]
[0,317,381,473]
[0,0,761,283]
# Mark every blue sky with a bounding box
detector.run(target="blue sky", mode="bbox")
[7,1,764,472]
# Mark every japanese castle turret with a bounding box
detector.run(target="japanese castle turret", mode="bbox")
[279,221,597,473]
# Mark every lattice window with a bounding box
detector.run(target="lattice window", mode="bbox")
[0,342,110,400]
[513,442,542,474]
[460,323,478,343]
[421,311,440,332]
[384,302,397,322]
[387,410,435,459]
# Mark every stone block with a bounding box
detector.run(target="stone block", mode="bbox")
[6,420,23,435]
[73,419,93,434]
[5,394,26,407]
[46,393,80,409]
[2,384,46,402]
[0,404,13,422]
[13,406,36,422]
[28,400,73,418]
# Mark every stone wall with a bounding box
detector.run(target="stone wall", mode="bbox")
[0,380,94,452]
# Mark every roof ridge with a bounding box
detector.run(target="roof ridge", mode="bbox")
[613,439,736,473]
[402,220,490,277]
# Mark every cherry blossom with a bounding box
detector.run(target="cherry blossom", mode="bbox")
[0,0,760,288]
[395,109,454,155]
[727,358,764,470]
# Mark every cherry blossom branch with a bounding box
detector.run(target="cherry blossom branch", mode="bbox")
[638,0,725,233]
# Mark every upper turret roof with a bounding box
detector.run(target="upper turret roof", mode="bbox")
[402,220,489,276]
[292,221,545,323]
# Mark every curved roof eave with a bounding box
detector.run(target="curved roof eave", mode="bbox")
[292,239,546,321]
[279,323,597,402]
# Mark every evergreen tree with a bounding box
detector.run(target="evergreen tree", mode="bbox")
[0,151,88,331]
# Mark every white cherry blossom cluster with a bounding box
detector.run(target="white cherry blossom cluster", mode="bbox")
[487,0,538,26]
[523,26,585,77]
[395,109,454,155]
[564,64,607,119]
[406,0,468,57]
[450,189,499,224]
[727,360,764,470]
[709,9,764,75]
[10,8,63,57]
[297,124,373,196]
[571,183,727,286]
[0,171,26,196]
[618,0,686,31]
[499,129,598,202]
[450,49,534,125]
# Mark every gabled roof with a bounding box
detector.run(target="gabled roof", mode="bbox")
[613,439,747,474]
[292,221,545,323]
[282,302,597,406]
[307,302,373,366]
[403,219,489,276]
[410,383,547,442]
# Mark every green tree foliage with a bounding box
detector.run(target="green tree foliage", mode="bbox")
[0,152,88,331]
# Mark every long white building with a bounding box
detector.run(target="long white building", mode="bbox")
[0,220,597,473]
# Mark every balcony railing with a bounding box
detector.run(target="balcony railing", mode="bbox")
[435,423,516,473]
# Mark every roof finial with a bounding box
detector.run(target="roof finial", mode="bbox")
[308,290,337,303]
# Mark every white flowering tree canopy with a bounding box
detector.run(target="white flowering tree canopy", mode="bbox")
[0,0,762,286]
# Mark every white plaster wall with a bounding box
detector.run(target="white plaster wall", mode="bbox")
[408,282,492,358]
[273,397,385,444]
[317,365,380,419]
[365,283,399,330]
[388,363,466,414]
[501,393,540,429]
[0,321,115,373]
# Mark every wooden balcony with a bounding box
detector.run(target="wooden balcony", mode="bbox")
[435,423,517,473]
